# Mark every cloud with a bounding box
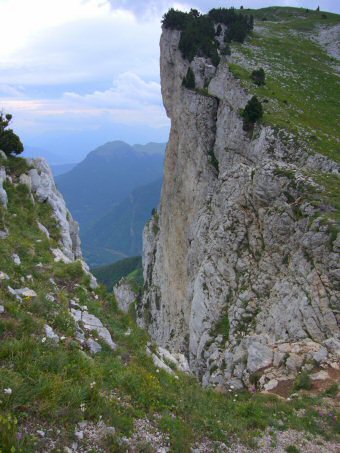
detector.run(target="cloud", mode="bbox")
[2,72,168,134]
[1,0,339,162]
[109,0,340,15]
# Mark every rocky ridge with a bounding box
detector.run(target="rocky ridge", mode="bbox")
[138,24,340,391]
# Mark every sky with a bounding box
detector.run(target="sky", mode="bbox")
[0,0,339,163]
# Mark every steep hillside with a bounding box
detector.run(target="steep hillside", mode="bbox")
[0,153,339,452]
[83,178,162,267]
[139,6,340,396]
[92,256,143,290]
[56,141,165,233]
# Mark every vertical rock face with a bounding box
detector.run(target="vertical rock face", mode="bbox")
[138,28,340,389]
[1,157,82,262]
[27,158,82,261]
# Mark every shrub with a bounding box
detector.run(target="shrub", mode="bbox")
[251,68,265,86]
[285,446,300,453]
[242,96,263,131]
[323,383,338,397]
[0,112,24,156]
[182,67,196,89]
[294,371,312,391]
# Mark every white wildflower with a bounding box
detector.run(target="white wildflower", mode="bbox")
[4,388,12,395]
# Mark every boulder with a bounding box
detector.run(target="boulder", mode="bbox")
[246,341,273,373]
[86,338,102,354]
[44,324,59,343]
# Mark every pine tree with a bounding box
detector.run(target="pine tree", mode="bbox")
[242,96,263,131]
[0,112,24,156]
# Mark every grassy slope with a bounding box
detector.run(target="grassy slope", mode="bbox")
[0,158,339,450]
[228,6,340,234]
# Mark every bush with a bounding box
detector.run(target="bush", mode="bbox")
[182,67,196,89]
[242,96,263,131]
[285,446,300,453]
[294,371,312,391]
[0,112,24,156]
[251,68,265,86]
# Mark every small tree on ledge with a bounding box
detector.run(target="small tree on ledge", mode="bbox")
[242,96,263,131]
[0,112,24,156]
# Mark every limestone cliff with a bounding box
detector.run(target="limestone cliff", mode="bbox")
[138,26,340,390]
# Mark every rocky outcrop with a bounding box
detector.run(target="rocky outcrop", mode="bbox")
[0,157,97,286]
[0,166,8,208]
[27,158,82,261]
[113,279,137,313]
[138,28,340,389]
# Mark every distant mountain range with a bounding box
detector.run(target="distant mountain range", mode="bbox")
[51,163,77,176]
[55,141,165,267]
[82,177,163,267]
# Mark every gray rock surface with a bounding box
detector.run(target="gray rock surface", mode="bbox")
[70,308,116,351]
[0,167,8,208]
[8,287,37,298]
[0,271,9,280]
[138,28,340,389]
[27,158,82,261]
[44,324,59,343]
[86,338,102,354]
[12,254,21,265]
[37,221,50,238]
[113,280,136,313]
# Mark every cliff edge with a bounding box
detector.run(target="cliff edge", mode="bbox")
[138,11,340,391]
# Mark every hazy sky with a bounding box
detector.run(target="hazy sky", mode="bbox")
[0,0,339,163]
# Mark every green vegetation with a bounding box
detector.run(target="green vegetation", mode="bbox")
[209,8,254,43]
[210,310,229,342]
[251,67,265,86]
[0,112,24,156]
[323,383,338,398]
[208,149,219,173]
[285,446,301,453]
[162,7,254,66]
[228,7,340,163]
[182,67,196,89]
[242,95,263,131]
[92,256,143,290]
[294,371,312,391]
[226,6,340,225]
